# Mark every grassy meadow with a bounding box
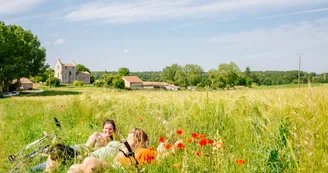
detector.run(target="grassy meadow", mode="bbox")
[1,86,328,172]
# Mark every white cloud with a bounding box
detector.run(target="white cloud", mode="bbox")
[207,18,328,72]
[53,38,66,45]
[122,49,130,53]
[0,0,47,16]
[65,0,328,24]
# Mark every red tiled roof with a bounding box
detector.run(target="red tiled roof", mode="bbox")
[122,76,143,83]
[143,82,168,86]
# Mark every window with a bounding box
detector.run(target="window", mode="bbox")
[57,65,59,69]
[65,66,67,69]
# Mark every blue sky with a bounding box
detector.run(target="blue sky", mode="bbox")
[1,0,328,73]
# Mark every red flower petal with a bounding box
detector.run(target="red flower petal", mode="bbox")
[236,159,245,165]
[187,138,193,143]
[199,139,207,146]
[192,132,198,138]
[207,139,214,144]
[165,144,172,150]
[159,137,165,143]
[194,150,200,157]
[176,142,184,149]
[176,129,183,135]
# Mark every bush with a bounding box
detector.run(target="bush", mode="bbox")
[112,77,125,89]
[45,77,60,87]
[73,80,84,87]
[93,80,105,87]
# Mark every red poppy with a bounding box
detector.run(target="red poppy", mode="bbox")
[207,139,214,144]
[159,137,165,143]
[187,138,193,143]
[194,150,200,157]
[149,146,155,151]
[165,144,172,150]
[192,132,198,138]
[176,129,183,135]
[236,159,245,165]
[198,134,206,139]
[199,139,207,146]
[176,142,184,149]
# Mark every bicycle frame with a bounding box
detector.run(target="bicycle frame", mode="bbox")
[8,131,51,163]
[8,117,61,173]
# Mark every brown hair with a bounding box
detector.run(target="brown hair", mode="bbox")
[131,128,149,149]
[103,119,116,140]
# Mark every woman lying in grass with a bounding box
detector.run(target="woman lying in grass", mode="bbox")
[31,119,117,172]
[67,128,157,173]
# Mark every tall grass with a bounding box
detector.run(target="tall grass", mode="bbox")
[1,87,328,172]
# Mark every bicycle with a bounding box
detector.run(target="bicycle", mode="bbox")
[8,117,63,173]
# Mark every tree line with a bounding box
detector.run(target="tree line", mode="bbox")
[93,63,327,89]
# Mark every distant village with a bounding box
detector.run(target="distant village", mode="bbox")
[10,59,179,93]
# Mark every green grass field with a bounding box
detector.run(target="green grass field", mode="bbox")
[1,86,328,172]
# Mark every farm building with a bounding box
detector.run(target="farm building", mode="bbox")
[77,72,91,84]
[143,82,168,89]
[122,76,143,89]
[12,77,33,90]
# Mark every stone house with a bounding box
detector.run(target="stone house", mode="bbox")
[54,59,90,84]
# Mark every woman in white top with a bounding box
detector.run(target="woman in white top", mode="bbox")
[67,128,154,173]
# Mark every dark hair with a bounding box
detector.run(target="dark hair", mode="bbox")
[103,119,116,140]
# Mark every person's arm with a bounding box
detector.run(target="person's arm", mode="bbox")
[85,132,99,149]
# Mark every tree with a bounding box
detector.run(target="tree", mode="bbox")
[0,22,46,91]
[217,62,241,89]
[183,64,203,86]
[31,68,54,83]
[118,67,130,76]
[46,77,60,87]
[76,64,91,73]
[161,64,181,84]
[245,66,251,78]
[208,69,222,89]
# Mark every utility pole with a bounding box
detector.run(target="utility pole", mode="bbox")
[297,54,302,90]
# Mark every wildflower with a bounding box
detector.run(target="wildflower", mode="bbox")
[149,146,155,151]
[187,138,193,143]
[176,129,183,135]
[165,144,172,150]
[199,139,207,146]
[212,140,224,150]
[194,150,200,157]
[176,142,184,149]
[173,163,180,168]
[236,159,245,165]
[207,139,214,145]
[198,134,206,139]
[159,137,165,143]
[192,132,198,138]
[138,117,143,121]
